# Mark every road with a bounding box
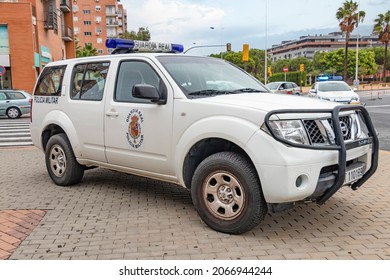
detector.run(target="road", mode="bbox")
[0,115,32,147]
[361,92,390,151]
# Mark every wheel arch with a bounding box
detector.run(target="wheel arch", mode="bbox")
[38,111,80,156]
[182,137,258,190]
[175,116,261,190]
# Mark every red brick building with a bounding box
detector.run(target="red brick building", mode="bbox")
[72,0,126,55]
[0,0,75,93]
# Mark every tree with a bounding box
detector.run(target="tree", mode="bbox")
[313,48,376,78]
[120,27,151,41]
[210,49,267,82]
[336,0,365,81]
[373,10,390,81]
[76,42,98,57]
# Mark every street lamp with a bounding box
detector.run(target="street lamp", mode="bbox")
[210,26,224,58]
[264,0,268,84]
[354,0,361,90]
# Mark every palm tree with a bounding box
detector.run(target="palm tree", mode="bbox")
[76,43,98,57]
[336,0,365,81]
[373,11,390,81]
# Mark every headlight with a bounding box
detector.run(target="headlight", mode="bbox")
[265,120,310,145]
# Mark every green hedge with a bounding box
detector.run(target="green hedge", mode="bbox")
[269,71,306,86]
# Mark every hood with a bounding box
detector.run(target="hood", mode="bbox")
[197,92,337,112]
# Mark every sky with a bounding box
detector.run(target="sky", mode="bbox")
[120,0,389,55]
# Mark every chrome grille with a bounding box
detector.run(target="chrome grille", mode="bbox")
[303,115,353,145]
[327,116,352,140]
[303,120,326,144]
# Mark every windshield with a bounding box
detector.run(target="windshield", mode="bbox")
[266,83,280,90]
[318,82,352,92]
[157,56,269,98]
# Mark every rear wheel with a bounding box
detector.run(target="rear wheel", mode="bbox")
[6,107,21,119]
[45,133,84,186]
[191,151,267,234]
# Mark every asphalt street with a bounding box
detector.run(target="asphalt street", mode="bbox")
[361,93,390,151]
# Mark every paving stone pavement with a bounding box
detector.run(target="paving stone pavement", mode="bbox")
[0,147,389,260]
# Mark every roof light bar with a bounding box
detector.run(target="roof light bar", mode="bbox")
[105,38,184,53]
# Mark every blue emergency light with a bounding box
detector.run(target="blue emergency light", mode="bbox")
[105,38,184,53]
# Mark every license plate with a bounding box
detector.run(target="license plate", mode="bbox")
[344,164,364,185]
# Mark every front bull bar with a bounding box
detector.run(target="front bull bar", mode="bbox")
[264,105,379,205]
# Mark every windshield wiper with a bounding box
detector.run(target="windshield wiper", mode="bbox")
[188,88,266,97]
[232,88,264,93]
[188,89,228,96]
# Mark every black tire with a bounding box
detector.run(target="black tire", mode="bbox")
[6,107,21,119]
[45,133,84,186]
[191,151,267,234]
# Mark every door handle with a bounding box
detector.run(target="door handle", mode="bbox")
[105,110,119,117]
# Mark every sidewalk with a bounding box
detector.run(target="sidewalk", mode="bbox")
[0,147,389,260]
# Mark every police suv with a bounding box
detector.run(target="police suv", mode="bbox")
[30,39,378,234]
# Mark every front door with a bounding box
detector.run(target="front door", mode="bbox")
[104,59,174,176]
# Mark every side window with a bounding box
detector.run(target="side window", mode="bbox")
[0,92,7,100]
[7,91,25,99]
[115,61,165,103]
[71,62,110,101]
[34,66,66,96]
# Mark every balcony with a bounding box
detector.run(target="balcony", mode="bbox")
[106,20,118,27]
[62,25,73,41]
[44,10,58,31]
[60,0,71,13]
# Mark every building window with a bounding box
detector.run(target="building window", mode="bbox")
[97,38,103,44]
[73,16,78,22]
[95,16,101,23]
[96,6,101,11]
[84,32,92,36]
[97,49,103,55]
[83,10,91,14]
[84,21,91,25]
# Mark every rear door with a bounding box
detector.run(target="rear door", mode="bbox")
[66,61,110,162]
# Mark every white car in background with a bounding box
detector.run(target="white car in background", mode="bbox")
[309,81,360,104]
[266,81,301,95]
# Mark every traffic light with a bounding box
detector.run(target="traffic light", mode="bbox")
[226,43,231,52]
[267,66,272,77]
[300,64,305,72]
[242,44,249,62]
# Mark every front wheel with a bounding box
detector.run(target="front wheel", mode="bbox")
[191,151,267,234]
[45,133,84,186]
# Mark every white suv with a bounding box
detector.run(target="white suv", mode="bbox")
[30,39,378,234]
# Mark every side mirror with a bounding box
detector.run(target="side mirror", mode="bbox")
[132,84,165,104]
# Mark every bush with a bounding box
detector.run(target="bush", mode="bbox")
[269,71,306,85]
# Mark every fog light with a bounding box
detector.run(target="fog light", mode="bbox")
[296,176,303,188]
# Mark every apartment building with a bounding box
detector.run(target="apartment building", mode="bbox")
[73,0,126,55]
[268,32,381,62]
[0,0,75,92]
